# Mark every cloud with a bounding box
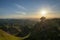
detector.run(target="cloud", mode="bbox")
[16,11,26,15]
[0,11,27,19]
[16,4,27,10]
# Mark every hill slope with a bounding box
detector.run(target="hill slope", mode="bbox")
[0,30,23,40]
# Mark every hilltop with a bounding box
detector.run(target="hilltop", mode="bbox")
[0,29,23,40]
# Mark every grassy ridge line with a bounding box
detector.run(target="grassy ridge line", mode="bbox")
[0,30,23,40]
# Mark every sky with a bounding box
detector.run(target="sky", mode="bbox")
[0,0,60,19]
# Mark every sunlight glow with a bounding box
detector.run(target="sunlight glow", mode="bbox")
[40,10,47,17]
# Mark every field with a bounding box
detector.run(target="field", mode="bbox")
[0,18,60,40]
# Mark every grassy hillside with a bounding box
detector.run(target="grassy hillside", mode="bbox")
[0,30,23,40]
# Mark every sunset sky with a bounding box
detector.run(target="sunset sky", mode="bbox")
[0,0,60,19]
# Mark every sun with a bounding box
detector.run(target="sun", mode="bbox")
[40,10,47,17]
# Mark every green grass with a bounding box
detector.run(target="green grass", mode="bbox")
[0,30,23,40]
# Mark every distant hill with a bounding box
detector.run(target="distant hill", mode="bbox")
[0,29,23,40]
[24,18,60,40]
[0,18,60,40]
